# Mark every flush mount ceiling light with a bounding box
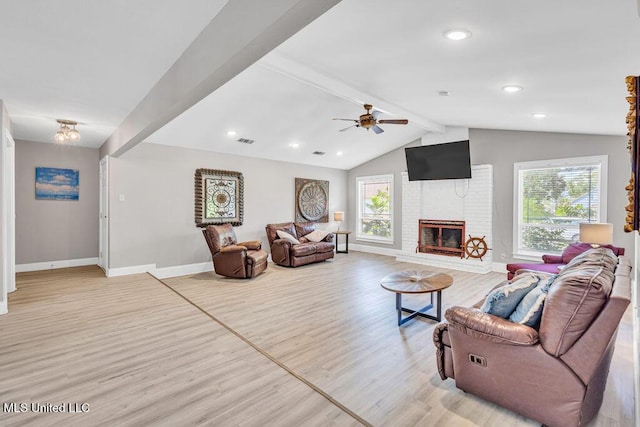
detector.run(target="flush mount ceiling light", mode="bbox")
[54,119,80,143]
[443,29,471,41]
[502,85,523,93]
[532,112,547,118]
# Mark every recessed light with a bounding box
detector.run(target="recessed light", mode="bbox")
[502,85,523,93]
[444,29,471,41]
[532,112,547,119]
[336,151,343,156]
[289,143,300,148]
[225,130,237,136]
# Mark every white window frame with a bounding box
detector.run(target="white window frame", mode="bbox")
[513,155,608,259]
[356,174,394,244]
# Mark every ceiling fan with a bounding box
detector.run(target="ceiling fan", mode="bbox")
[333,104,408,134]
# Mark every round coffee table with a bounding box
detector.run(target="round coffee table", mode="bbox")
[380,270,453,326]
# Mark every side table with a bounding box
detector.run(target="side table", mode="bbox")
[335,231,351,254]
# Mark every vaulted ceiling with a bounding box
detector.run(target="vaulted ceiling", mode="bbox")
[2,0,640,170]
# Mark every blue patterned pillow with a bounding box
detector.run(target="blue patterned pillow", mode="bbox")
[480,273,541,318]
[509,275,556,327]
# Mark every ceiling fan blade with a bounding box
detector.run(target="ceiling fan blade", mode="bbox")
[333,118,358,122]
[378,119,408,125]
[371,109,383,119]
[372,125,384,134]
[339,124,357,132]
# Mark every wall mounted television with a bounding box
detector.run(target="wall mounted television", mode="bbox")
[404,140,472,181]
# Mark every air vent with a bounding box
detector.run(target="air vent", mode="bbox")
[237,138,255,144]
[312,151,325,155]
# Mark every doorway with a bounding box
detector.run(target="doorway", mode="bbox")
[98,156,109,274]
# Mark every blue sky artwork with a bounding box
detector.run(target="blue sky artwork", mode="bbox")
[35,167,79,200]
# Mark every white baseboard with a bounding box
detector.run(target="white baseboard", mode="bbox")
[151,262,213,279]
[16,257,99,273]
[106,264,156,278]
[349,243,400,257]
[0,300,7,315]
[491,261,507,273]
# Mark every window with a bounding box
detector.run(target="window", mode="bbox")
[513,155,607,257]
[356,174,394,243]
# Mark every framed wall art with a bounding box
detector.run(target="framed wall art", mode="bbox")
[625,75,639,233]
[295,177,329,223]
[35,167,79,201]
[195,168,244,227]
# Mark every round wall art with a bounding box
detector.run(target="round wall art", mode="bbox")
[295,178,329,223]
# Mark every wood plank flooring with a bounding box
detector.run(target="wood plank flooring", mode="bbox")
[0,252,635,426]
[0,267,359,426]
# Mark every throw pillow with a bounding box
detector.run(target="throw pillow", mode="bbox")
[480,273,541,318]
[276,230,300,245]
[304,229,330,242]
[509,275,556,327]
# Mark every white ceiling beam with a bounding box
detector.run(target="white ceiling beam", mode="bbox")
[258,51,445,133]
[99,0,342,158]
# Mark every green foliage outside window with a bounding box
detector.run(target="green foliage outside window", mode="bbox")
[520,166,599,252]
[362,189,391,238]
[522,227,566,252]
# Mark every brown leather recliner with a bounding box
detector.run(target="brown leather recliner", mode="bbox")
[202,224,268,278]
[433,249,631,427]
[265,221,334,267]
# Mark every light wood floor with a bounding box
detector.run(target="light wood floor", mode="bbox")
[0,252,635,426]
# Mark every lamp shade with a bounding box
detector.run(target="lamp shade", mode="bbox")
[333,211,344,222]
[579,223,613,245]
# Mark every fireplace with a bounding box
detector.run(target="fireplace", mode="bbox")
[418,219,465,257]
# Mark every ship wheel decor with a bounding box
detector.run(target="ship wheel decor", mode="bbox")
[295,178,329,222]
[464,235,489,261]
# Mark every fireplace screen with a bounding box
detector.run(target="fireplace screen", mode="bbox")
[418,220,465,257]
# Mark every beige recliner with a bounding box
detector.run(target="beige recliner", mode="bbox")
[433,248,631,427]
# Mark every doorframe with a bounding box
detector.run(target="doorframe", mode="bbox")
[99,155,109,274]
[1,127,16,313]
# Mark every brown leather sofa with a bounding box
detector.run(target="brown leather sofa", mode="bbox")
[202,224,268,278]
[265,222,335,267]
[433,248,631,427]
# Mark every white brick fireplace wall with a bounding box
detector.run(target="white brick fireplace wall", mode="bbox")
[397,164,494,273]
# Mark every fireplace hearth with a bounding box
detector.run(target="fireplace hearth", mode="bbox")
[418,219,465,257]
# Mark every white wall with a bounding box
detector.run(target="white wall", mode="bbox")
[108,143,347,269]
[15,140,99,265]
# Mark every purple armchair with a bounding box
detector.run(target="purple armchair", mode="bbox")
[506,242,625,280]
